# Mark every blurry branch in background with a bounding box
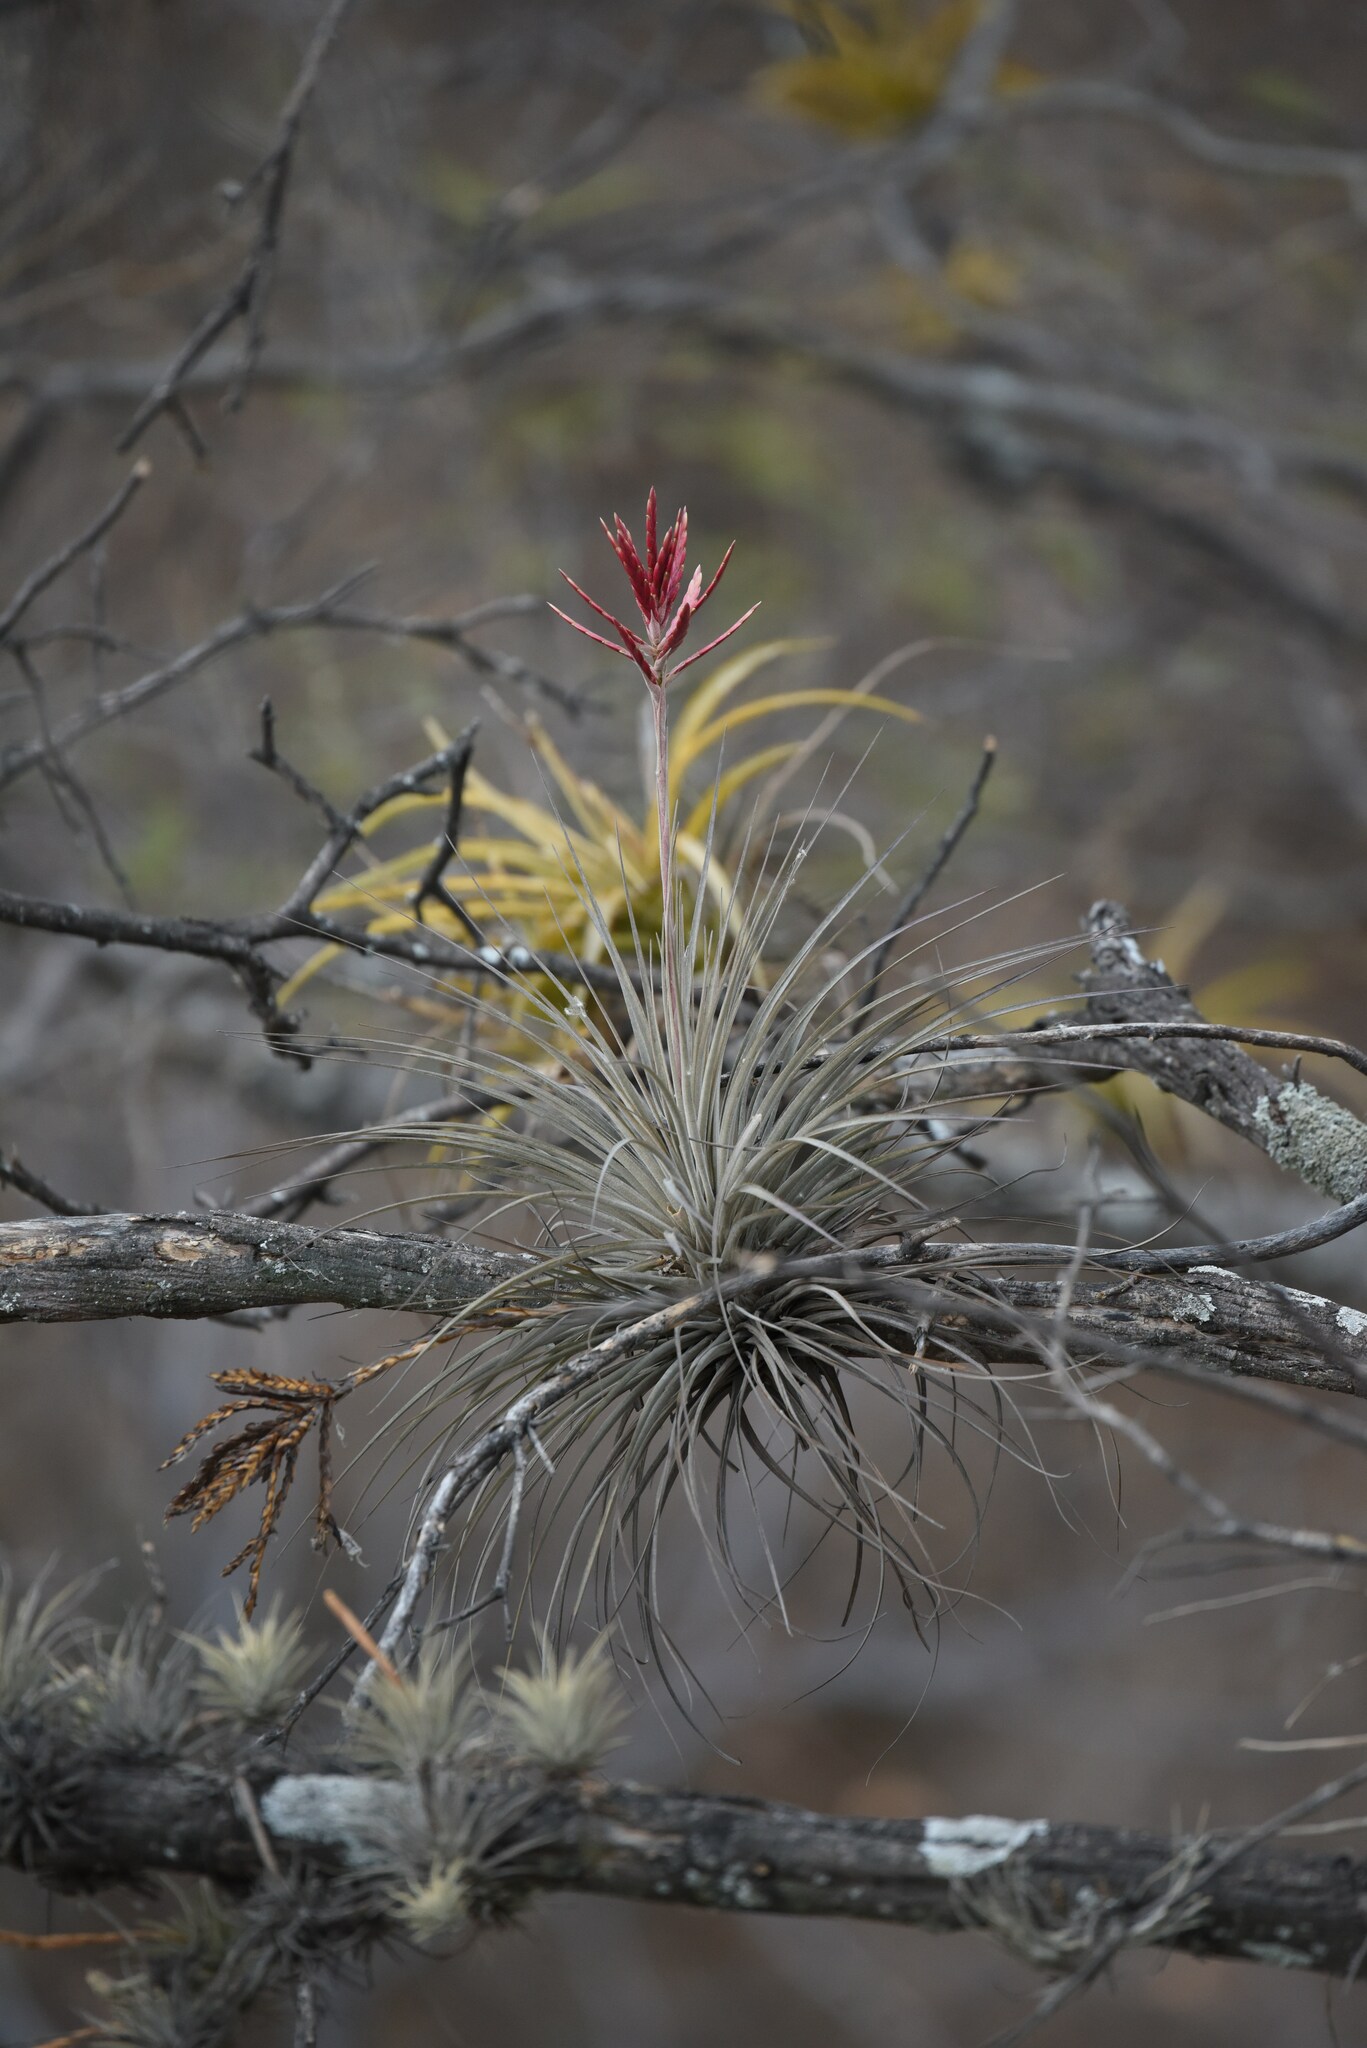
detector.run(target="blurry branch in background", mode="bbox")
[8,273,1367,651]
[0,1148,99,1219]
[4,0,1367,656]
[995,78,1367,204]
[115,0,360,454]
[0,576,573,805]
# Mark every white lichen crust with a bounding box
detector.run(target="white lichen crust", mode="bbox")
[1253,1083,1367,1204]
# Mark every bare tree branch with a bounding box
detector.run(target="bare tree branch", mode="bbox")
[116,0,359,450]
[0,1210,534,1323]
[0,584,566,798]
[0,460,149,643]
[11,1761,1367,1979]
[859,735,997,1016]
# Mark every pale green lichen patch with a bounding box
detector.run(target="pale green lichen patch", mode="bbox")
[1252,1083,1367,1204]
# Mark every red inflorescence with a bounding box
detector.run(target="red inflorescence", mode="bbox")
[550,487,757,687]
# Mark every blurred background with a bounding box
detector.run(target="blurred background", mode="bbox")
[3,1,1367,2040]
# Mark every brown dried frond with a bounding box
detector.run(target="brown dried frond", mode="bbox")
[161,1348,417,1615]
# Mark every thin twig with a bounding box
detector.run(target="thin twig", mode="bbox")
[117,0,358,449]
[0,581,562,798]
[409,719,482,941]
[859,736,997,1014]
[0,462,150,644]
[0,1150,99,1218]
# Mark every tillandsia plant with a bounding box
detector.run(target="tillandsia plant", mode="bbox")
[552,488,758,1079]
[351,828,1062,1716]
[161,495,1056,1689]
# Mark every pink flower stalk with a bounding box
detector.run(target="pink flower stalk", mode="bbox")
[551,490,756,1076]
[550,487,758,692]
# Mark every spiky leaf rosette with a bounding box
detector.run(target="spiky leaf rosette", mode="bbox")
[367,838,1050,1710]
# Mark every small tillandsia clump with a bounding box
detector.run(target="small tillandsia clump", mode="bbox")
[66,1610,198,1761]
[0,1569,89,1718]
[186,1598,312,1732]
[363,1771,543,1953]
[495,1634,628,1776]
[84,1887,256,2048]
[346,1641,485,1778]
[342,1645,556,1953]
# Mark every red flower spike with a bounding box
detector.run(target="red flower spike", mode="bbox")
[660,507,688,613]
[668,601,762,678]
[602,519,652,623]
[551,490,757,691]
[694,540,735,611]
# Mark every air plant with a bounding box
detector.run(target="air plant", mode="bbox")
[362,817,1049,1714]
[362,1769,543,1947]
[347,1642,483,1778]
[163,496,1049,1702]
[187,1600,312,1732]
[67,1610,197,1761]
[0,1569,90,1719]
[495,1634,627,1776]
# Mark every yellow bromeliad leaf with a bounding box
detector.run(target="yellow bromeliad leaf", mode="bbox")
[671,639,825,752]
[286,645,922,1036]
[759,0,1038,140]
[682,743,802,841]
[675,690,922,780]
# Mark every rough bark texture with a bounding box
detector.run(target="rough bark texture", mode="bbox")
[15,1760,1366,1975]
[3,1211,1363,1401]
[1079,901,1367,1203]
[0,1210,535,1322]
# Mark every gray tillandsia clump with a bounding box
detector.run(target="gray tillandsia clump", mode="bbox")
[495,1634,627,1776]
[357,1769,544,1950]
[346,1641,485,1777]
[85,1887,256,2048]
[186,1598,312,1732]
[367,680,1048,1709]
[340,1642,553,1949]
[67,1610,198,1760]
[0,1568,90,1718]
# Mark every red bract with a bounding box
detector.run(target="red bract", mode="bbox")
[550,487,758,688]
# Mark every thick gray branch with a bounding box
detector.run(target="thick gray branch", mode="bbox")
[3,1211,1364,1400]
[0,1211,533,1323]
[1078,900,1367,1204]
[18,1762,1367,1977]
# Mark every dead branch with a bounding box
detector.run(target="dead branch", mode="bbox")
[0,583,564,799]
[3,1211,1364,1388]
[0,1210,534,1323]
[10,1760,1367,1979]
[116,0,358,451]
